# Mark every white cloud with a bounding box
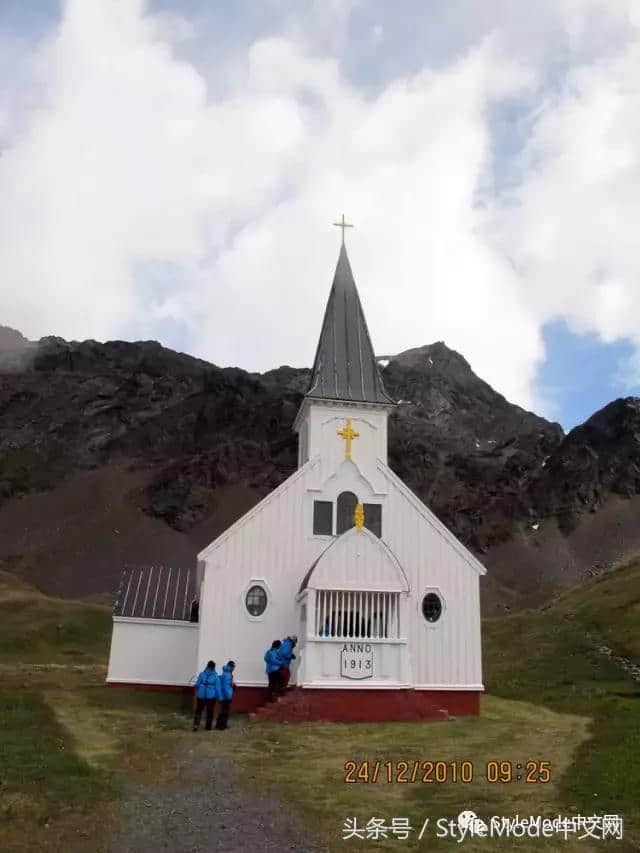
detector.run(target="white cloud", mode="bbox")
[1,0,640,417]
[489,9,640,382]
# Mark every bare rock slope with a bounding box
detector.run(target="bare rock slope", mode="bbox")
[1,330,639,612]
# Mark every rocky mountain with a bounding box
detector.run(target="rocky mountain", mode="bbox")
[1,328,639,614]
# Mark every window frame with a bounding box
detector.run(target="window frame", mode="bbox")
[336,491,359,535]
[242,579,271,622]
[362,502,382,538]
[313,500,334,536]
[419,587,446,628]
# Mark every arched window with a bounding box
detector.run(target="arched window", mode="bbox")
[337,491,358,534]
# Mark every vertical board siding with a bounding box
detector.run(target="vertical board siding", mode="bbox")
[194,418,483,690]
[378,465,483,688]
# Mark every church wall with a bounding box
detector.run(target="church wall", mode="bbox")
[107,618,199,687]
[196,405,484,695]
[378,464,484,691]
[197,464,328,687]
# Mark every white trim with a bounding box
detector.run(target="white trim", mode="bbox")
[319,413,379,432]
[293,397,395,433]
[106,677,196,686]
[242,578,272,623]
[318,460,381,499]
[105,678,484,691]
[378,460,487,575]
[310,637,407,645]
[112,616,198,628]
[312,583,406,593]
[300,680,412,690]
[419,586,446,629]
[197,460,313,560]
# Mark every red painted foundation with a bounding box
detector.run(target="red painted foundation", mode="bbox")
[249,687,480,722]
[107,681,480,722]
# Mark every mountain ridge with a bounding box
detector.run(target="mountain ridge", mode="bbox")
[1,327,638,613]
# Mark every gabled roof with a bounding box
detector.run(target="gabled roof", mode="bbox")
[299,525,409,593]
[306,245,395,405]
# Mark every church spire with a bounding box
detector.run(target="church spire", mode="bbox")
[305,244,395,405]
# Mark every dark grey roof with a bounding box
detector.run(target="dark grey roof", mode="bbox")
[306,245,395,405]
[114,565,196,620]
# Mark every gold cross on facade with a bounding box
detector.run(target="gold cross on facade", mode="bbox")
[337,417,359,459]
[332,213,354,245]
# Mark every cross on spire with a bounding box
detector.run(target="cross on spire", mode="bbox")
[333,213,354,245]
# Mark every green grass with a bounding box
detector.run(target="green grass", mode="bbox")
[1,558,638,850]
[552,557,640,659]
[83,684,194,719]
[0,588,111,664]
[205,559,640,851]
[0,690,116,828]
[209,696,596,852]
[483,563,640,824]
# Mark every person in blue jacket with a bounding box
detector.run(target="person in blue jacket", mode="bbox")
[193,660,218,731]
[215,660,236,730]
[264,639,283,702]
[278,635,297,691]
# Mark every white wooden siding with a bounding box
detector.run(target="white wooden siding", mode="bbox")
[195,400,485,691]
[107,618,198,686]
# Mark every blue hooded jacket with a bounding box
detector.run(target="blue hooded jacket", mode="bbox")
[218,663,235,701]
[195,665,218,700]
[264,648,282,674]
[279,637,296,668]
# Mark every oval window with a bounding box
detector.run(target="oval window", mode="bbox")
[422,592,442,623]
[245,585,268,617]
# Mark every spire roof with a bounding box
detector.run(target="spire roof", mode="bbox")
[306,245,395,405]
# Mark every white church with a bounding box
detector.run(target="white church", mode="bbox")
[107,235,486,721]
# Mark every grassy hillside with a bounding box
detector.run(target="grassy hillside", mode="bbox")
[0,572,110,664]
[552,557,640,658]
[0,559,638,850]
[484,557,640,695]
[483,558,640,827]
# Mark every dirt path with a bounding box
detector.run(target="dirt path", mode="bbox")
[108,725,325,853]
[8,668,325,853]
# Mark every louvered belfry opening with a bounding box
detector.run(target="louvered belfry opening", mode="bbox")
[314,589,400,640]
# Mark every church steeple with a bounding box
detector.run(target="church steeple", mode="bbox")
[306,244,394,405]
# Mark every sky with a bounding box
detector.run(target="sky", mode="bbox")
[2,0,640,431]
